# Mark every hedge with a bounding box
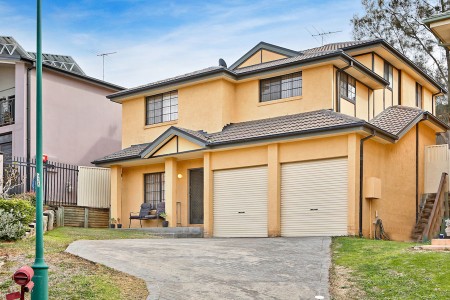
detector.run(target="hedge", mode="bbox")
[0,198,35,225]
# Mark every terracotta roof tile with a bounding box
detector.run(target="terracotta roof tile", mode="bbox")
[94,106,433,164]
[369,106,423,136]
[206,110,363,144]
[93,143,149,164]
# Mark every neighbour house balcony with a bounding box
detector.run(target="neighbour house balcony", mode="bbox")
[0,95,14,126]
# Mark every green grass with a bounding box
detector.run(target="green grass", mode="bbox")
[0,227,153,299]
[331,237,450,299]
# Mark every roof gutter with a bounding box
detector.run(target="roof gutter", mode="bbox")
[109,51,389,102]
[342,39,447,93]
[108,68,237,101]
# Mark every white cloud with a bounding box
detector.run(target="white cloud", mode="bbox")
[2,0,363,88]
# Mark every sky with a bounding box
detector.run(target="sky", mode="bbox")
[0,0,364,88]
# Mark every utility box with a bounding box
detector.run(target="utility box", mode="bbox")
[365,177,381,199]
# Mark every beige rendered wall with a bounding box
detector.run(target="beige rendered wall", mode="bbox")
[122,79,235,148]
[354,53,372,69]
[234,65,334,122]
[118,159,205,228]
[122,65,335,147]
[401,71,417,108]
[203,135,350,237]
[262,50,287,63]
[237,50,288,69]
[362,122,438,241]
[355,82,370,120]
[340,99,355,117]
[238,50,263,68]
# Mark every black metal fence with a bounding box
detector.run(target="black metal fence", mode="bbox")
[3,156,79,206]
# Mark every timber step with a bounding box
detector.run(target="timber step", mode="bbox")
[412,173,448,242]
[411,194,438,241]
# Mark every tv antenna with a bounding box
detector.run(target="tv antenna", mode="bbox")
[308,27,342,46]
[97,51,117,80]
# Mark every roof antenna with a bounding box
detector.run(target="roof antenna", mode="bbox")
[309,27,342,46]
[219,58,227,68]
[97,51,117,80]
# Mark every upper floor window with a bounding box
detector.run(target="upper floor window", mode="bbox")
[340,73,356,103]
[0,96,14,127]
[146,91,178,125]
[384,61,393,89]
[260,72,302,102]
[416,83,422,109]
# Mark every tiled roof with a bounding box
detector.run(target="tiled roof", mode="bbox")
[174,127,209,142]
[109,66,228,99]
[93,143,150,164]
[369,106,423,136]
[206,110,363,144]
[301,40,379,54]
[93,110,365,164]
[94,106,444,165]
[233,50,339,74]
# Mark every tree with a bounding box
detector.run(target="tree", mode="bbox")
[351,0,449,117]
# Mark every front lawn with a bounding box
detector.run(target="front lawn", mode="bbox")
[0,227,155,299]
[331,237,450,299]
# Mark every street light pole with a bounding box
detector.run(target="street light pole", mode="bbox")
[31,0,49,298]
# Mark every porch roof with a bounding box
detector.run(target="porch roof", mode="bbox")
[93,106,448,165]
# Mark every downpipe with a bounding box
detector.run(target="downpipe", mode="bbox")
[359,131,375,237]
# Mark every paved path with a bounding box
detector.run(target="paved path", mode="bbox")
[67,237,331,300]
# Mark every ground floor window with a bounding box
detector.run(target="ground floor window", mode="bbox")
[0,132,12,161]
[144,172,165,208]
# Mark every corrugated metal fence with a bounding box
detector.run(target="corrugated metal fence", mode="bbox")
[424,145,450,193]
[77,166,111,208]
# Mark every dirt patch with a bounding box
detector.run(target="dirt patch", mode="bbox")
[0,248,148,299]
[329,265,366,300]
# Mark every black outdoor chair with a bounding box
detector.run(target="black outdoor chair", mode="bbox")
[129,203,153,228]
[155,201,165,227]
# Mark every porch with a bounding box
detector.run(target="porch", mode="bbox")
[111,154,207,230]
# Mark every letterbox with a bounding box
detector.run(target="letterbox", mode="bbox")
[12,266,34,286]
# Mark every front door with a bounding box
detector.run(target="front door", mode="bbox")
[189,168,204,224]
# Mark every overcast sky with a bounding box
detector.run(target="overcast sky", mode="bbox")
[1,0,364,88]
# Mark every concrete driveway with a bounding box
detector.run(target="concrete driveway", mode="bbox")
[67,237,331,300]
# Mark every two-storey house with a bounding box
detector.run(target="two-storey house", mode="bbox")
[94,39,448,241]
[0,36,123,166]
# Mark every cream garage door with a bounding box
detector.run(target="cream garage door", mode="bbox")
[213,166,268,237]
[281,158,348,237]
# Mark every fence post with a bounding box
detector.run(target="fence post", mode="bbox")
[84,208,89,228]
[0,152,3,193]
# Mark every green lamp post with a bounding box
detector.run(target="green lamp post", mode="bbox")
[31,0,49,299]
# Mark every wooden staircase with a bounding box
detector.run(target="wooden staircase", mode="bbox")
[412,172,448,242]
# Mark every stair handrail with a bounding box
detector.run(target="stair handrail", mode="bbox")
[423,172,447,241]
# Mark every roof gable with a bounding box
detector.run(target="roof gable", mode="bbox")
[369,105,448,138]
[229,42,299,70]
[140,127,208,158]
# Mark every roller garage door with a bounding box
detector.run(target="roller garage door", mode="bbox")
[281,158,348,237]
[213,166,268,237]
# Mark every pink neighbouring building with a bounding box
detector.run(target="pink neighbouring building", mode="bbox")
[0,36,123,166]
